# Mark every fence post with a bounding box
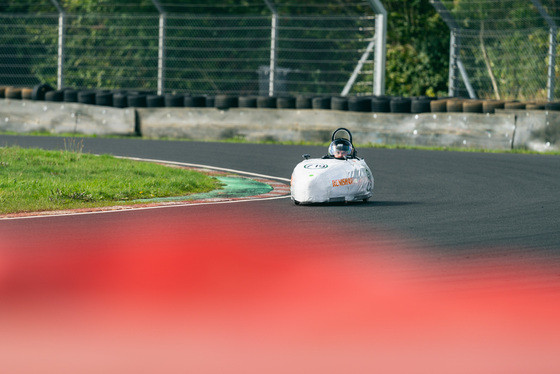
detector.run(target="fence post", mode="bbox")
[158,13,167,95]
[365,0,386,96]
[548,28,557,101]
[50,0,65,89]
[263,0,278,96]
[448,31,458,97]
[152,0,166,95]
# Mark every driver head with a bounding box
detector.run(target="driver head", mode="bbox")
[328,139,353,159]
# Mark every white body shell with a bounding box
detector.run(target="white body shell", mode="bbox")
[290,157,374,204]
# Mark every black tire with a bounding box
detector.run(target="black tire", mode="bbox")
[0,86,6,99]
[164,94,184,107]
[331,96,348,111]
[146,95,165,108]
[413,95,433,101]
[21,88,33,100]
[32,83,54,101]
[296,95,313,109]
[205,96,215,107]
[257,96,276,108]
[127,94,147,108]
[239,96,257,108]
[312,96,331,110]
[128,90,155,96]
[482,100,505,114]
[411,99,431,113]
[430,99,448,112]
[504,101,525,110]
[463,100,483,113]
[545,101,560,111]
[348,96,371,112]
[446,99,463,113]
[63,90,78,103]
[6,87,22,100]
[390,97,412,113]
[526,103,545,110]
[214,95,238,109]
[113,94,128,108]
[95,91,113,106]
[371,96,391,112]
[78,91,96,105]
[276,96,296,109]
[184,95,206,108]
[45,90,64,102]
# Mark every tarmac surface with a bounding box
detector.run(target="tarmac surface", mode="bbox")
[1,134,558,253]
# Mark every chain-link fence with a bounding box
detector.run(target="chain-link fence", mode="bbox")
[0,0,385,97]
[432,0,560,101]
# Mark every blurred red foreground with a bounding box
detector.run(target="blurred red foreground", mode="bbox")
[1,211,559,374]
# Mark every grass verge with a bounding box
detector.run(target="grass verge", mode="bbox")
[0,142,222,214]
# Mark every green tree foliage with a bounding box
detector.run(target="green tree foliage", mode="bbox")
[443,0,554,100]
[383,0,450,97]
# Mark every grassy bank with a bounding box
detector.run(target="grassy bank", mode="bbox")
[0,142,221,214]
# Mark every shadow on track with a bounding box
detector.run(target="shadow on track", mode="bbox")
[292,200,421,208]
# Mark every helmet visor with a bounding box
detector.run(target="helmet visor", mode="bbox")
[329,141,352,158]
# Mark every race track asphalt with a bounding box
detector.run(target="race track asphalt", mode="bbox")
[1,134,559,255]
[1,134,560,373]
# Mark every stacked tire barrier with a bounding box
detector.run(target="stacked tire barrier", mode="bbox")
[2,84,560,115]
[1,83,559,152]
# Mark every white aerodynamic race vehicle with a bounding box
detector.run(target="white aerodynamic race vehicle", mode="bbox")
[290,128,374,205]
